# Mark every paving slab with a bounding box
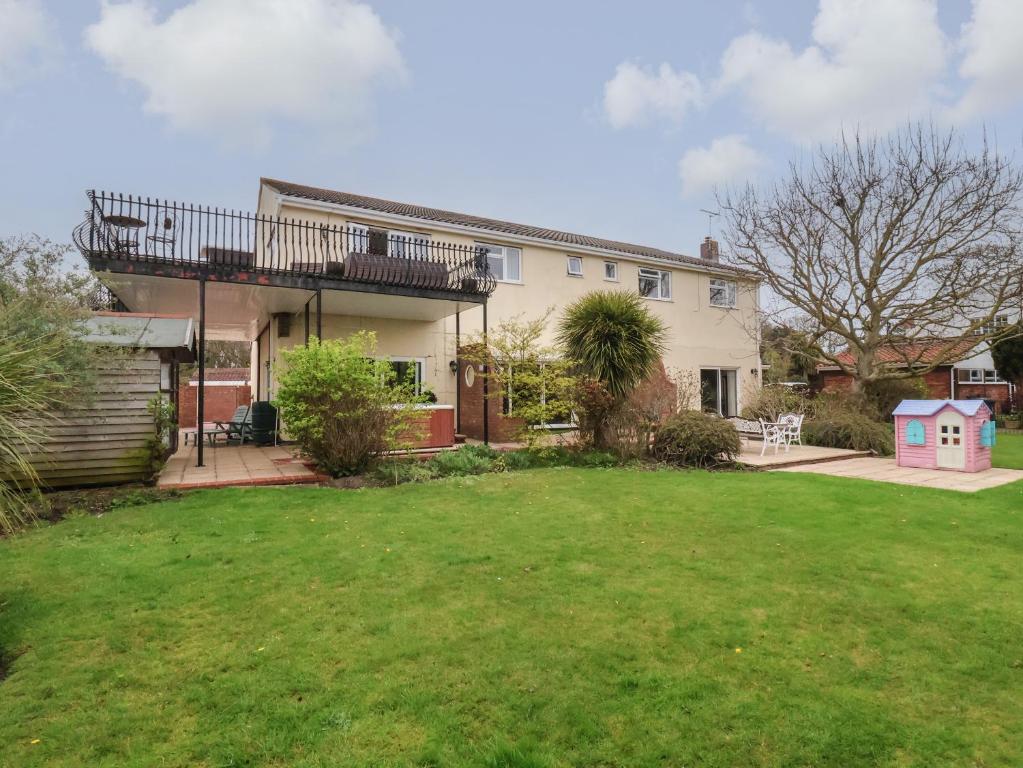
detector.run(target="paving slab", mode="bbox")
[771,457,1023,492]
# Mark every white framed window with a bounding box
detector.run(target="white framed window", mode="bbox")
[700,368,738,417]
[638,267,671,300]
[959,368,983,383]
[478,242,521,282]
[709,278,737,308]
[604,261,618,282]
[383,357,425,394]
[388,228,431,259]
[975,314,1009,336]
[347,222,369,254]
[566,256,583,277]
[985,369,1005,383]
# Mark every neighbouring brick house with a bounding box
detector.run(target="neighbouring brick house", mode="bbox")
[177,367,251,428]
[817,339,1018,414]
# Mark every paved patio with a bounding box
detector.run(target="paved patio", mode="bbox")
[736,442,871,468]
[772,456,1023,492]
[158,437,325,490]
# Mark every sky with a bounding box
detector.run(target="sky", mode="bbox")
[2,0,1023,263]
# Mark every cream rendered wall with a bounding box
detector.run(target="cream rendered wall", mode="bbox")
[260,197,760,411]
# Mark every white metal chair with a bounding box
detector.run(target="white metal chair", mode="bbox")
[777,413,805,447]
[759,418,786,455]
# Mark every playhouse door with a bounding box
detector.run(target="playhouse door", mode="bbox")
[935,412,966,469]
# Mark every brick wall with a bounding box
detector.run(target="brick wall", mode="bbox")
[818,366,1015,413]
[954,383,1013,413]
[177,384,252,428]
[456,348,524,442]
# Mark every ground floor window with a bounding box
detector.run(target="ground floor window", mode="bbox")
[376,357,425,395]
[700,368,737,417]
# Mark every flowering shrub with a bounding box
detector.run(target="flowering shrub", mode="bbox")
[275,332,423,476]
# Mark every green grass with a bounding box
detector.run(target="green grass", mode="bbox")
[2,469,1023,767]
[993,431,1023,469]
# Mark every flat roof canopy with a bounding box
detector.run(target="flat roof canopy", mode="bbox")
[96,271,473,342]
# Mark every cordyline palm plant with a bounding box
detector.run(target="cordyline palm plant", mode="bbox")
[557,290,667,447]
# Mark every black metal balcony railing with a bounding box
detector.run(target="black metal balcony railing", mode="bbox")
[73,191,497,297]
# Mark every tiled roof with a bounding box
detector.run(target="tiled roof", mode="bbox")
[823,338,980,369]
[261,178,754,277]
[189,367,250,383]
[892,399,990,417]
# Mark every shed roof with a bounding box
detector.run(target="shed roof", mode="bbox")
[892,399,991,417]
[83,313,195,360]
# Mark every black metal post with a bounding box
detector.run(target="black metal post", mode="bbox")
[304,299,310,346]
[454,309,461,433]
[197,277,206,467]
[316,289,322,341]
[482,301,489,445]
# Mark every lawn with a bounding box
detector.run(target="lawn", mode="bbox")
[2,468,1023,767]
[993,430,1023,469]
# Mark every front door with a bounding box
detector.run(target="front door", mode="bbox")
[936,411,966,469]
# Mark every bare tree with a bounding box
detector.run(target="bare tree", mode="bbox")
[722,123,1023,390]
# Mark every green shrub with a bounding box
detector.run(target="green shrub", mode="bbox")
[862,378,928,421]
[741,384,809,421]
[369,459,435,486]
[427,445,496,477]
[652,411,741,468]
[802,413,894,455]
[274,333,423,477]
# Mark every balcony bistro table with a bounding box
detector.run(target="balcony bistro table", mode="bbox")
[103,214,145,253]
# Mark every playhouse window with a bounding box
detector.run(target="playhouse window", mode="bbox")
[940,424,962,447]
[980,420,997,448]
[905,419,925,445]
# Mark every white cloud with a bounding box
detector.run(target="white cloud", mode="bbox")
[953,0,1023,120]
[718,0,947,142]
[678,134,765,199]
[0,0,58,88]
[603,61,702,129]
[85,0,406,147]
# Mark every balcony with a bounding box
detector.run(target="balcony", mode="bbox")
[73,191,496,302]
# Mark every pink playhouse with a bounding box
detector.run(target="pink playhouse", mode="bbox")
[892,400,996,473]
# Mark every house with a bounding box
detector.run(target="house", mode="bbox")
[893,399,995,473]
[74,181,761,464]
[817,338,1018,414]
[177,367,251,429]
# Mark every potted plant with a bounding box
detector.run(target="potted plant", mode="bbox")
[1002,411,1021,430]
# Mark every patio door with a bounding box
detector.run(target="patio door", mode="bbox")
[700,368,737,417]
[935,411,966,469]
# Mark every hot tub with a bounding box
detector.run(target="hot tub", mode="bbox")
[403,404,455,449]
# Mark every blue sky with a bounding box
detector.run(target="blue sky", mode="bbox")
[2,0,1022,262]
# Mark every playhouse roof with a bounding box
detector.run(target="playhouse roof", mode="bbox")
[892,399,990,418]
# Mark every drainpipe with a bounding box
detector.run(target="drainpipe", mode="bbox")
[316,288,322,340]
[950,366,955,400]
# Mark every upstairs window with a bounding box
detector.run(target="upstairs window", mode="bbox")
[975,314,1009,336]
[638,268,671,300]
[566,256,583,277]
[709,278,737,308]
[478,242,521,282]
[604,261,618,281]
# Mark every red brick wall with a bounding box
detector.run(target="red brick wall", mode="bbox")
[177,384,252,428]
[954,383,1012,413]
[456,350,524,442]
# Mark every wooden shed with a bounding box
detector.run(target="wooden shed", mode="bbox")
[893,399,995,473]
[26,313,195,488]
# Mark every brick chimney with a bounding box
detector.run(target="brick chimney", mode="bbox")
[700,236,720,263]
